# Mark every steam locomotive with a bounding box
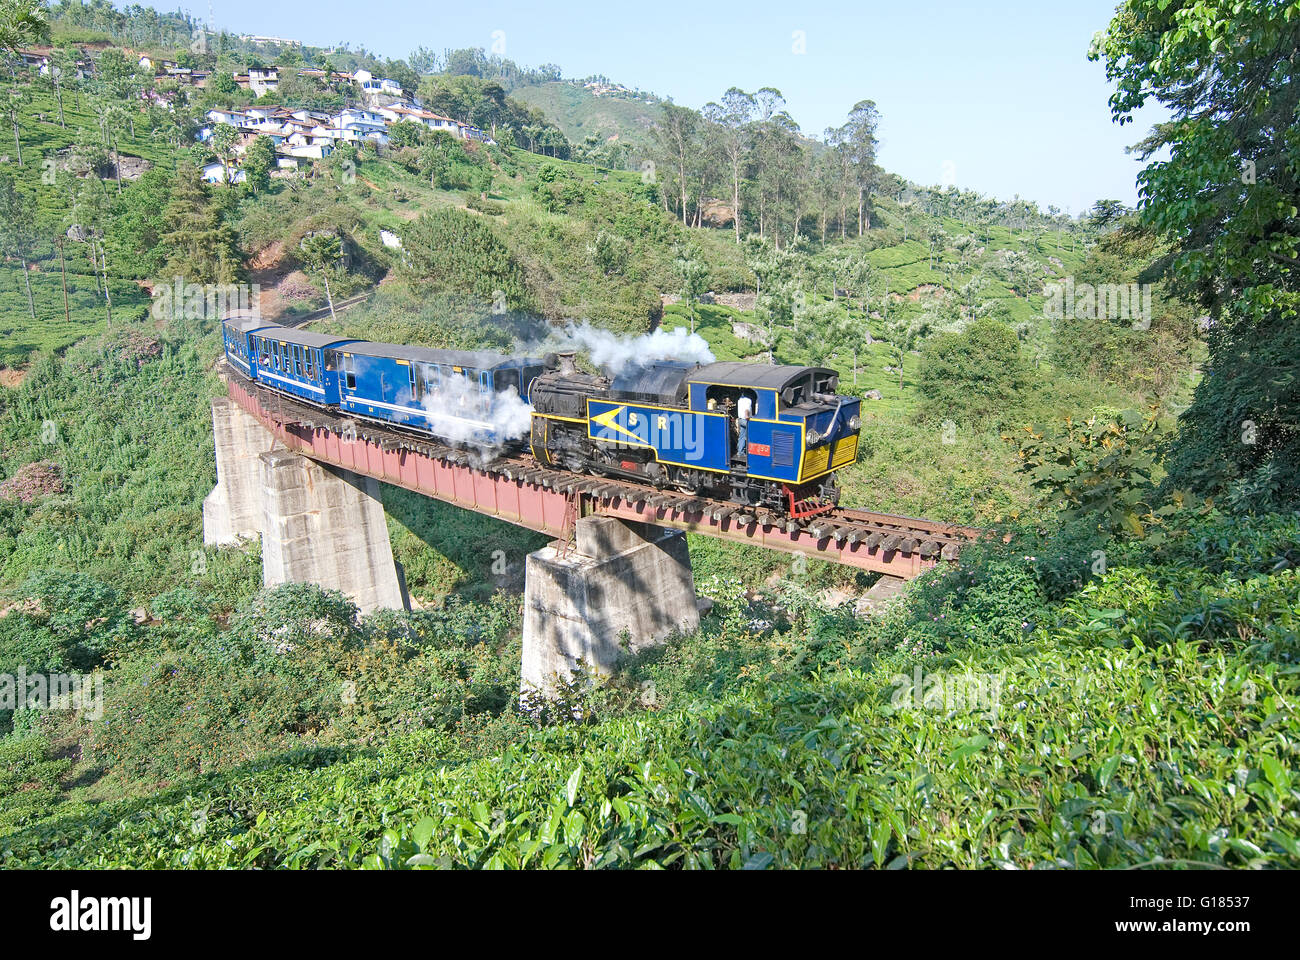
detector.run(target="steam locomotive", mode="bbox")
[221,317,863,517]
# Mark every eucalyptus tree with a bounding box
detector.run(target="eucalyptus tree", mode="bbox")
[650,100,701,225]
[844,99,880,234]
[6,82,21,165]
[300,232,344,322]
[927,227,947,270]
[211,122,240,186]
[671,241,709,334]
[701,87,755,243]
[0,171,35,319]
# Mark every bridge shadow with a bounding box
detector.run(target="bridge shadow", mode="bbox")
[380,483,549,602]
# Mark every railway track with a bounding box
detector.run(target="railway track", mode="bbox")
[245,370,989,563]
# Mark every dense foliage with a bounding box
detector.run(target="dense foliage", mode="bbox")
[1095,0,1300,508]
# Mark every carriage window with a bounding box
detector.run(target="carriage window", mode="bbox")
[294,346,304,377]
[408,363,418,401]
[496,369,520,395]
[343,355,356,391]
[782,375,812,407]
[305,349,316,380]
[324,351,337,372]
[258,340,270,364]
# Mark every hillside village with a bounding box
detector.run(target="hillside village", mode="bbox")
[15,42,495,185]
[198,93,494,184]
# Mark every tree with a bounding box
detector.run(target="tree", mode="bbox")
[0,171,35,319]
[242,134,275,194]
[1086,199,1129,231]
[702,88,754,243]
[160,163,242,283]
[745,236,799,362]
[844,99,880,234]
[299,232,344,322]
[6,83,22,166]
[0,0,49,54]
[651,101,700,226]
[927,227,947,270]
[210,123,239,186]
[672,241,708,334]
[884,314,926,390]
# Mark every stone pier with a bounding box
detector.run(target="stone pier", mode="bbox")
[201,397,407,615]
[203,397,269,546]
[521,516,699,697]
[258,450,408,615]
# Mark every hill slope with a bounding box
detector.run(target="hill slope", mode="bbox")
[512,81,660,157]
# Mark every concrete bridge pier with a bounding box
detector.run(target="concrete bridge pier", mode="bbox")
[258,450,409,615]
[202,396,407,615]
[521,516,700,699]
[203,397,268,546]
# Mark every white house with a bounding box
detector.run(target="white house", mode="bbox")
[333,107,389,146]
[201,161,246,185]
[354,69,403,98]
[283,142,333,159]
[206,108,248,128]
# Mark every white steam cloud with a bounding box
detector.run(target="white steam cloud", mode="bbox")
[417,373,533,465]
[530,321,715,377]
[413,321,714,462]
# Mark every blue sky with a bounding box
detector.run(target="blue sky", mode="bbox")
[194,0,1163,213]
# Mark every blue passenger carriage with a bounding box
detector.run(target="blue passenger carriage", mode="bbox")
[246,327,357,404]
[220,316,274,379]
[329,343,546,446]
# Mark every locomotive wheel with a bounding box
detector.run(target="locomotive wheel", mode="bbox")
[670,467,704,495]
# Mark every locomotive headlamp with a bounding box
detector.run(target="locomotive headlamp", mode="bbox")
[806,429,822,445]
[848,415,861,431]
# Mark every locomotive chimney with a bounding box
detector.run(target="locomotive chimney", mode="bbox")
[556,351,578,375]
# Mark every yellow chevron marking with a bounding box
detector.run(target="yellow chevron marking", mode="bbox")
[591,405,643,444]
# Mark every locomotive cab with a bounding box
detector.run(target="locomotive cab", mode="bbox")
[529,355,863,517]
[684,363,861,515]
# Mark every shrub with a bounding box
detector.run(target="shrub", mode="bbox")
[917,317,1034,428]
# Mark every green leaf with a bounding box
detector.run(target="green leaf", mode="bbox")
[1097,755,1121,790]
[566,764,583,808]
[412,816,436,848]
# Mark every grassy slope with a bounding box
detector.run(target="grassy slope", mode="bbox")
[511,81,659,156]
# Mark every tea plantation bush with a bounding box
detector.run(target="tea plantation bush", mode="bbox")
[4,554,1297,868]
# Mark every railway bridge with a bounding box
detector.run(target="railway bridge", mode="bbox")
[204,366,986,696]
